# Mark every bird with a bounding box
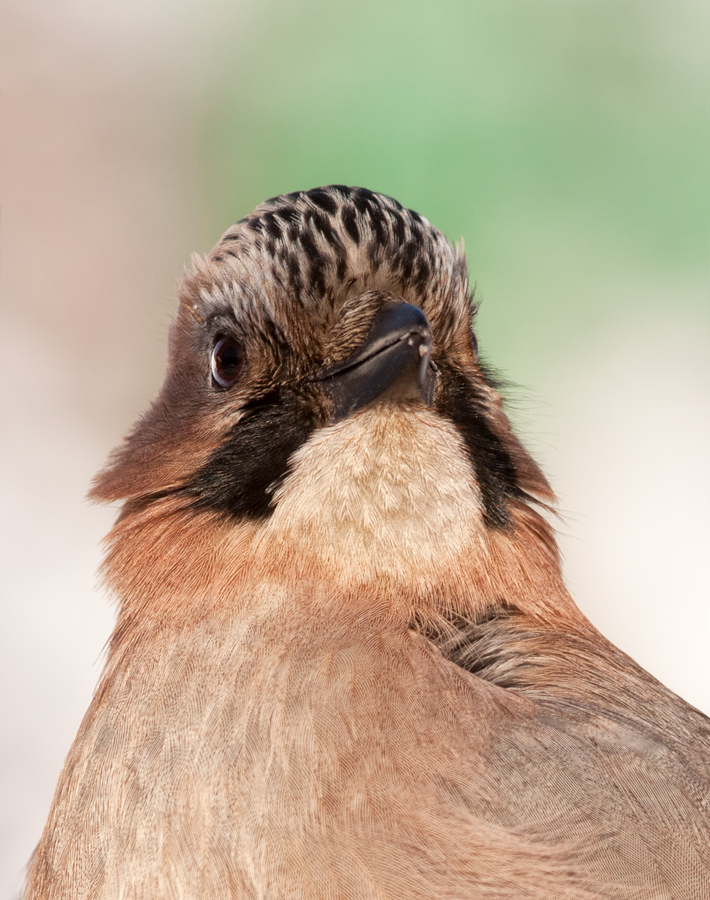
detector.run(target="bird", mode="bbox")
[24,186,710,899]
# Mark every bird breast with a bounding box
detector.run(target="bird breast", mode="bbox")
[36,602,558,899]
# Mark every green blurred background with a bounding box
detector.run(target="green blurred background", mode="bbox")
[198,0,707,379]
[2,0,708,892]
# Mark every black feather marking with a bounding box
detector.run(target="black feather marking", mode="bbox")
[352,190,373,215]
[286,253,303,301]
[308,190,338,215]
[399,239,418,282]
[299,230,320,266]
[389,210,406,246]
[407,220,423,244]
[275,207,300,225]
[312,212,342,250]
[341,205,360,244]
[309,258,326,297]
[413,259,431,292]
[262,214,283,239]
[185,392,319,520]
[368,208,388,248]
[436,364,522,528]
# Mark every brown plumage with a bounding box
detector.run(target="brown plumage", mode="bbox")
[25,186,710,899]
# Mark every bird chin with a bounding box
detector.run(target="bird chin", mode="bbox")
[260,404,486,587]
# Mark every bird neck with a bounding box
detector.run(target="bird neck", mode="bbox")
[100,410,590,645]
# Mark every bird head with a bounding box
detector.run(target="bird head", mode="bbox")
[92,187,579,633]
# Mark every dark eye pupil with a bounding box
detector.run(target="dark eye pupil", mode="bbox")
[211,337,244,388]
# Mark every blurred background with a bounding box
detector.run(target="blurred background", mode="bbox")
[1,0,708,892]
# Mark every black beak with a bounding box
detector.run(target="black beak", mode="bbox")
[316,301,437,421]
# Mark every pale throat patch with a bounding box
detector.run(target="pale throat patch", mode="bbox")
[262,406,485,580]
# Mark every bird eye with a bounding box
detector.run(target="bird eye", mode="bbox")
[211,336,245,389]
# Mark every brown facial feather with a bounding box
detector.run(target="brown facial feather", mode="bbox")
[26,186,710,900]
